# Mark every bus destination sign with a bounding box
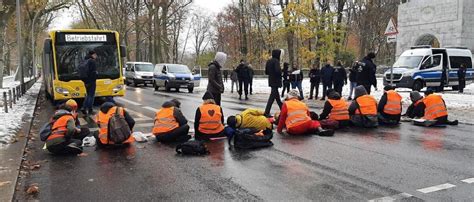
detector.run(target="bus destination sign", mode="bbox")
[65,34,107,42]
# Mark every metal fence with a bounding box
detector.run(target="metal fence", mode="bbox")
[1,77,38,113]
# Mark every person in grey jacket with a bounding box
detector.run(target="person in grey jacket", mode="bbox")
[207,52,227,105]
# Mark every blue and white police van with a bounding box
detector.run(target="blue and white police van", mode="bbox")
[153,63,201,93]
[384,46,474,91]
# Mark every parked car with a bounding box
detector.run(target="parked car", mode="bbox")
[125,62,154,87]
[153,64,199,93]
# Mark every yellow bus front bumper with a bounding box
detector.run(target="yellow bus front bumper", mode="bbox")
[53,78,125,100]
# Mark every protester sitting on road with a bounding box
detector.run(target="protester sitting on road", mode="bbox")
[227,108,273,131]
[319,89,351,129]
[348,86,378,128]
[65,99,90,137]
[277,89,334,136]
[95,102,135,146]
[377,85,402,125]
[413,89,458,126]
[45,104,85,155]
[194,91,225,141]
[152,99,191,143]
[404,91,424,119]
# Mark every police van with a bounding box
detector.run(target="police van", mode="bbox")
[153,64,201,93]
[384,46,474,91]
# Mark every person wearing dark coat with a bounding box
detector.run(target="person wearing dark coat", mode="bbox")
[348,62,358,100]
[194,92,225,141]
[207,52,227,106]
[289,65,304,99]
[356,52,377,94]
[308,63,321,99]
[377,85,402,125]
[264,49,284,116]
[235,60,251,100]
[413,90,458,126]
[81,50,98,116]
[223,69,229,83]
[320,63,334,100]
[319,90,351,128]
[333,61,347,96]
[153,99,191,143]
[348,86,378,128]
[404,91,424,119]
[458,64,467,93]
[281,62,291,97]
[249,65,255,95]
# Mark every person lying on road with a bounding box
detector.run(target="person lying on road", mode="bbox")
[152,99,191,143]
[194,91,225,141]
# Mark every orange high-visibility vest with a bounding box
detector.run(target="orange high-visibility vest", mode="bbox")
[48,114,74,141]
[327,99,350,121]
[355,95,377,115]
[96,107,134,144]
[198,104,224,134]
[423,94,448,120]
[153,107,179,135]
[383,90,402,115]
[285,98,311,129]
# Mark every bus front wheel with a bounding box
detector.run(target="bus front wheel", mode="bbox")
[413,80,423,91]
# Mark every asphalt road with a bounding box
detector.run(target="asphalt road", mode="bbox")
[15,85,474,201]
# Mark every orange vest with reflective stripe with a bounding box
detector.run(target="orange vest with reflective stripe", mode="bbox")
[423,94,448,120]
[327,99,349,121]
[383,90,402,115]
[285,98,311,129]
[48,114,74,141]
[153,107,179,135]
[355,95,377,115]
[96,107,134,144]
[198,104,224,134]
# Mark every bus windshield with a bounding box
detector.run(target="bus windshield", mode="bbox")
[168,65,191,74]
[135,64,154,72]
[392,56,423,68]
[56,43,120,81]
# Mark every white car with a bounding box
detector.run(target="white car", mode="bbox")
[124,62,154,87]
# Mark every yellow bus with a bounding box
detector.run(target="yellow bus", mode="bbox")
[42,29,126,103]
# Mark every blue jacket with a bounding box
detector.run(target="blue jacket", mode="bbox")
[321,64,334,85]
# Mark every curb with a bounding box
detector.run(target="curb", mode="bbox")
[0,81,42,202]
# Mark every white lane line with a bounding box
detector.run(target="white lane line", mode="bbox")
[461,178,474,184]
[142,106,158,112]
[116,97,142,106]
[417,183,456,194]
[368,193,413,202]
[135,122,155,128]
[125,108,152,119]
[134,117,152,121]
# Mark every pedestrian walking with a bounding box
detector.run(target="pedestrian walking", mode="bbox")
[207,52,226,106]
[80,50,98,115]
[236,59,251,100]
[308,63,321,100]
[281,62,291,97]
[356,52,377,94]
[320,62,334,100]
[289,65,304,99]
[223,69,229,83]
[230,67,239,93]
[152,99,191,143]
[458,63,467,93]
[332,60,347,96]
[264,49,284,117]
[348,62,358,100]
[249,65,254,95]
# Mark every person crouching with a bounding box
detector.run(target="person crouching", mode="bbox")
[46,104,84,155]
[194,91,225,141]
[152,99,191,143]
[349,86,378,128]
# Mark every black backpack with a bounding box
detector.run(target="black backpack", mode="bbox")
[107,107,132,144]
[229,128,273,149]
[78,59,90,80]
[176,140,210,155]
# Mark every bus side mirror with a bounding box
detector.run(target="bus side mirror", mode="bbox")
[120,45,126,58]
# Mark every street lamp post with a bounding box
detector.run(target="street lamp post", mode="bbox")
[16,0,24,93]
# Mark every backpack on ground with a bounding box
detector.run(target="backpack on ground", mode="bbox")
[176,140,210,155]
[107,107,132,144]
[228,128,273,149]
[39,121,53,141]
[78,59,90,80]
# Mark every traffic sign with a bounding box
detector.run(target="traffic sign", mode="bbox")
[387,35,397,43]
[384,18,398,36]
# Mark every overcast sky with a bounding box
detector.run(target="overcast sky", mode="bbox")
[50,0,233,30]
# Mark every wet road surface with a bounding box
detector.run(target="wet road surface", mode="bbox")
[15,86,474,201]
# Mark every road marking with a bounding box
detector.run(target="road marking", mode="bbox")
[134,117,152,121]
[461,178,474,184]
[368,193,413,202]
[126,108,152,119]
[135,122,155,128]
[116,97,142,106]
[142,106,158,112]
[417,183,456,194]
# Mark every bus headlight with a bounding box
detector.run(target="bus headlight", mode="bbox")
[55,87,69,95]
[113,84,124,93]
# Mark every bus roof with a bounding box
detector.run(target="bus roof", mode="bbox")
[49,29,118,34]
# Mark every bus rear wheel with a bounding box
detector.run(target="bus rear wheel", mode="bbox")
[413,80,423,91]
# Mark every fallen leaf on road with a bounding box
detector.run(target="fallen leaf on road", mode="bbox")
[29,164,40,170]
[26,184,39,195]
[0,181,12,187]
[88,179,94,182]
[77,153,88,157]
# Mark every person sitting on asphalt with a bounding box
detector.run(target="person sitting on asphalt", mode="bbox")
[227,108,273,131]
[404,91,424,119]
[65,99,91,137]
[194,91,225,141]
[319,89,351,128]
[277,89,334,136]
[152,99,191,143]
[348,85,378,128]
[45,104,85,155]
[413,89,458,126]
[377,85,402,125]
[95,102,135,146]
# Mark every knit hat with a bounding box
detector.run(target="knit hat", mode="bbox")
[170,99,181,108]
[65,99,78,111]
[424,89,434,96]
[286,89,300,100]
[354,85,368,98]
[202,91,214,100]
[410,91,422,102]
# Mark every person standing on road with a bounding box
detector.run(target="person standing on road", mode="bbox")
[223,69,229,83]
[348,86,378,128]
[289,65,304,99]
[332,61,347,96]
[377,85,402,125]
[194,91,225,141]
[308,63,321,100]
[320,62,334,100]
[45,104,85,155]
[281,62,291,98]
[230,67,239,93]
[348,62,358,100]
[81,50,98,116]
[152,99,191,143]
[249,64,254,95]
[264,49,284,117]
[236,59,251,100]
[356,52,377,94]
[458,63,467,93]
[207,52,226,106]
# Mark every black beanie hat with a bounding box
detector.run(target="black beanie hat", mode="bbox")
[227,116,237,128]
[202,91,214,100]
